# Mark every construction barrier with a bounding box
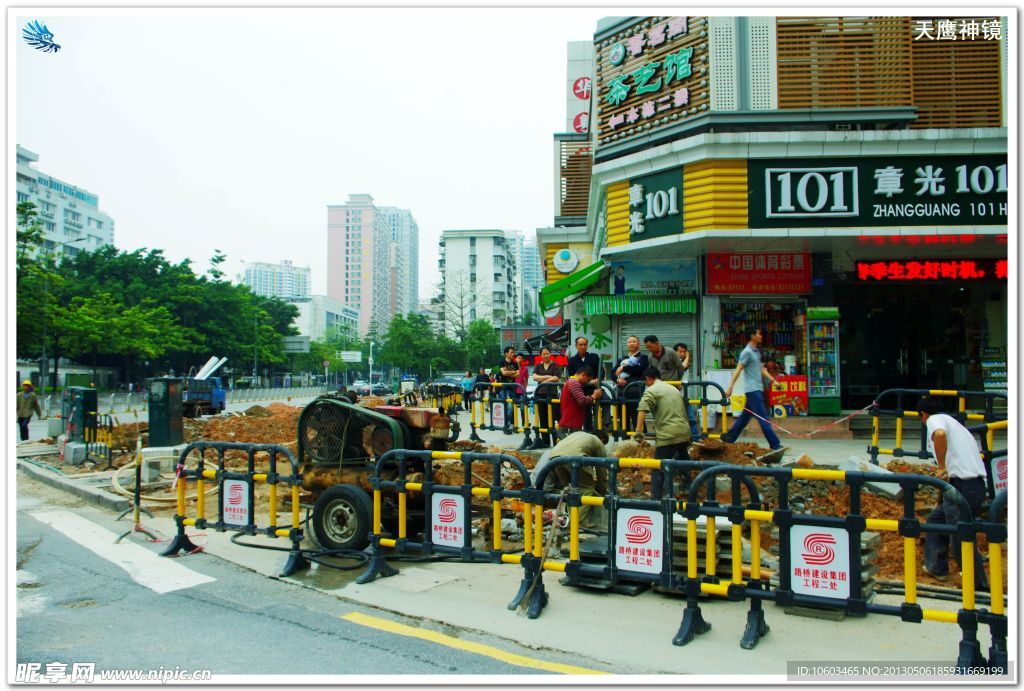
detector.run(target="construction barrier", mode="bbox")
[615,380,728,441]
[357,449,534,586]
[529,382,561,448]
[83,412,116,469]
[161,441,310,577]
[468,382,532,440]
[868,388,1006,465]
[973,420,1009,498]
[421,384,461,412]
[672,463,1008,673]
[519,456,755,617]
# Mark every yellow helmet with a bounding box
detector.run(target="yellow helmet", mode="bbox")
[21,380,32,387]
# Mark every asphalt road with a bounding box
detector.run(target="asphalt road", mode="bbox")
[15,477,606,680]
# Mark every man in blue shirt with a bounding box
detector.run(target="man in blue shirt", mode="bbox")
[721,327,783,451]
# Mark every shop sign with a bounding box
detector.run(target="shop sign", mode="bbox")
[552,248,580,274]
[626,167,683,240]
[609,258,697,296]
[856,258,1008,282]
[596,17,707,148]
[790,525,851,600]
[706,253,812,295]
[749,155,1007,228]
[770,375,809,416]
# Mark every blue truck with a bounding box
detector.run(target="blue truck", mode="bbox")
[182,376,227,417]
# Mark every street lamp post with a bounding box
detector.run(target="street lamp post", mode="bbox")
[368,341,375,384]
[253,315,258,386]
[40,238,84,391]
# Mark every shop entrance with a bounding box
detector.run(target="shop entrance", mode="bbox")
[835,282,997,408]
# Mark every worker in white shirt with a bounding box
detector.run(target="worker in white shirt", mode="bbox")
[917,396,989,591]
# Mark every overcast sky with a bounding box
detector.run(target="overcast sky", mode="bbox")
[14,7,610,299]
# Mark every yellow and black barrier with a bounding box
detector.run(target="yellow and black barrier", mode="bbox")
[972,420,1008,499]
[674,463,1008,673]
[161,441,309,577]
[868,388,1006,465]
[520,456,755,618]
[420,383,461,411]
[529,382,561,449]
[357,449,535,591]
[84,412,116,469]
[616,380,729,441]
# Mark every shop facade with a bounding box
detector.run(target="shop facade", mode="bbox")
[563,15,1009,412]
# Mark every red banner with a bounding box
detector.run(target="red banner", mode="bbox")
[706,253,812,294]
[770,375,809,416]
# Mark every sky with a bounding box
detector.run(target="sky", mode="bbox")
[14,7,610,300]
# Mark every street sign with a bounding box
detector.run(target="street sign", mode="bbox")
[282,336,310,353]
[337,351,362,363]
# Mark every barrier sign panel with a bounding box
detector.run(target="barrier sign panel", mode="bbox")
[614,508,663,574]
[431,493,466,547]
[223,479,250,528]
[491,402,505,428]
[790,525,850,599]
[991,454,1008,492]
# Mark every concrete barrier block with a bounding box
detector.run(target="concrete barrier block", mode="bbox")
[63,442,88,466]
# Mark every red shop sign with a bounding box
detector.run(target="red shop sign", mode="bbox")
[706,253,812,295]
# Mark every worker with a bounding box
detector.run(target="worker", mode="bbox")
[558,367,602,435]
[16,380,44,442]
[917,396,989,590]
[634,367,690,499]
[531,430,609,530]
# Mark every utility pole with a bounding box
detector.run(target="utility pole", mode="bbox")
[253,314,258,386]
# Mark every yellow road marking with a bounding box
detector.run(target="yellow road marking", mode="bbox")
[341,612,607,675]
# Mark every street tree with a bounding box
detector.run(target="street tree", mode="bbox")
[463,319,502,371]
[439,271,491,340]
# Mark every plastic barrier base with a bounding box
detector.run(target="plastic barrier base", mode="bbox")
[357,553,399,584]
[673,596,712,646]
[740,598,770,650]
[281,549,311,577]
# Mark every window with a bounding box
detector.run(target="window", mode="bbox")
[17,192,28,202]
[469,237,476,247]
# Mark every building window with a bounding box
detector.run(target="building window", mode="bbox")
[17,192,29,202]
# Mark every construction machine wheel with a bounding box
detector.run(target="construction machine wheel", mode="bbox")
[312,484,373,552]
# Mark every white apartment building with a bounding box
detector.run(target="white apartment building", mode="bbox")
[16,145,115,257]
[327,194,419,336]
[241,259,311,299]
[438,229,515,336]
[288,295,359,341]
[379,206,419,315]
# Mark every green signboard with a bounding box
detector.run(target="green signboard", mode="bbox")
[748,155,1007,228]
[627,167,684,240]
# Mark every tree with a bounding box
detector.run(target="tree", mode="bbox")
[522,310,541,326]
[439,271,492,340]
[463,319,502,372]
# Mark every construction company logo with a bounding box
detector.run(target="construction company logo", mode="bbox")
[22,20,61,53]
[625,515,653,544]
[992,455,1008,491]
[615,508,662,575]
[431,494,465,547]
[790,525,850,600]
[222,480,249,527]
[801,533,836,565]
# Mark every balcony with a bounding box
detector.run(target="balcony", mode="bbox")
[65,218,83,229]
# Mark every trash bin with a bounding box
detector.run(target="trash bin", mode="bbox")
[147,377,183,447]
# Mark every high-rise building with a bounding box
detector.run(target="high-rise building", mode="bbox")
[379,206,419,314]
[438,229,515,336]
[241,260,311,299]
[16,145,115,257]
[288,295,359,341]
[327,194,419,336]
[520,237,544,319]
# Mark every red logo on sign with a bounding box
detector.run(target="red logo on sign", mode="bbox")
[572,111,589,133]
[996,458,1008,481]
[625,515,653,544]
[802,533,836,565]
[572,76,592,100]
[228,483,244,506]
[438,498,458,523]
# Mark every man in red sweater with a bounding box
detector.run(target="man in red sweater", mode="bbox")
[558,367,603,434]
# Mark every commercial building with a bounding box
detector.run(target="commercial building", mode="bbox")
[288,295,359,342]
[538,16,1008,411]
[16,145,115,256]
[241,260,311,299]
[327,194,419,336]
[438,229,516,335]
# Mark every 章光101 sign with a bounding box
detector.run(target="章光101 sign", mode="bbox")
[748,155,1007,228]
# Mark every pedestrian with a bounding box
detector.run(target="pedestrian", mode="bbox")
[567,337,602,430]
[460,371,475,411]
[918,396,989,590]
[558,367,602,435]
[634,367,691,499]
[615,335,649,388]
[531,346,562,448]
[474,367,491,386]
[496,347,519,433]
[674,342,702,440]
[644,335,684,382]
[531,430,609,530]
[721,327,784,451]
[16,380,44,442]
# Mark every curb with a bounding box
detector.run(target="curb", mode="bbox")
[17,459,130,512]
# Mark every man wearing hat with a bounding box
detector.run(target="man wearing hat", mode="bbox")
[16,380,44,441]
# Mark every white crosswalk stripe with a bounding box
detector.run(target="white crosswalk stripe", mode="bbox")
[29,510,215,594]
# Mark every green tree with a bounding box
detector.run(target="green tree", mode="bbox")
[463,319,501,372]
